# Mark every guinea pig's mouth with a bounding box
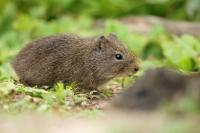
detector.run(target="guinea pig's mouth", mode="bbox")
[126,72,135,77]
[124,68,140,77]
[117,71,135,77]
[107,66,140,78]
[127,73,133,77]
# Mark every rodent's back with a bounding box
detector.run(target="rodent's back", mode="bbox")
[12,35,90,86]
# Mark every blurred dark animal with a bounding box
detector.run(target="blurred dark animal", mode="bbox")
[114,68,200,110]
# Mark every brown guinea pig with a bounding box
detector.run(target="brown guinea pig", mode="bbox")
[12,33,139,90]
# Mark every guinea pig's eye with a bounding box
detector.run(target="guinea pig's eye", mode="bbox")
[115,53,123,60]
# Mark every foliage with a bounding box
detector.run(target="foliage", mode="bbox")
[0,0,200,21]
[0,80,109,115]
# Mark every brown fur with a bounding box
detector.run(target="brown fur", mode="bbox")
[12,33,139,90]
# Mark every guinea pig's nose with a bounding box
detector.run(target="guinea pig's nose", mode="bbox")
[134,67,139,72]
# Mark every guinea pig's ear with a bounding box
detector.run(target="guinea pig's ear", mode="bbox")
[95,35,109,52]
[108,33,118,40]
